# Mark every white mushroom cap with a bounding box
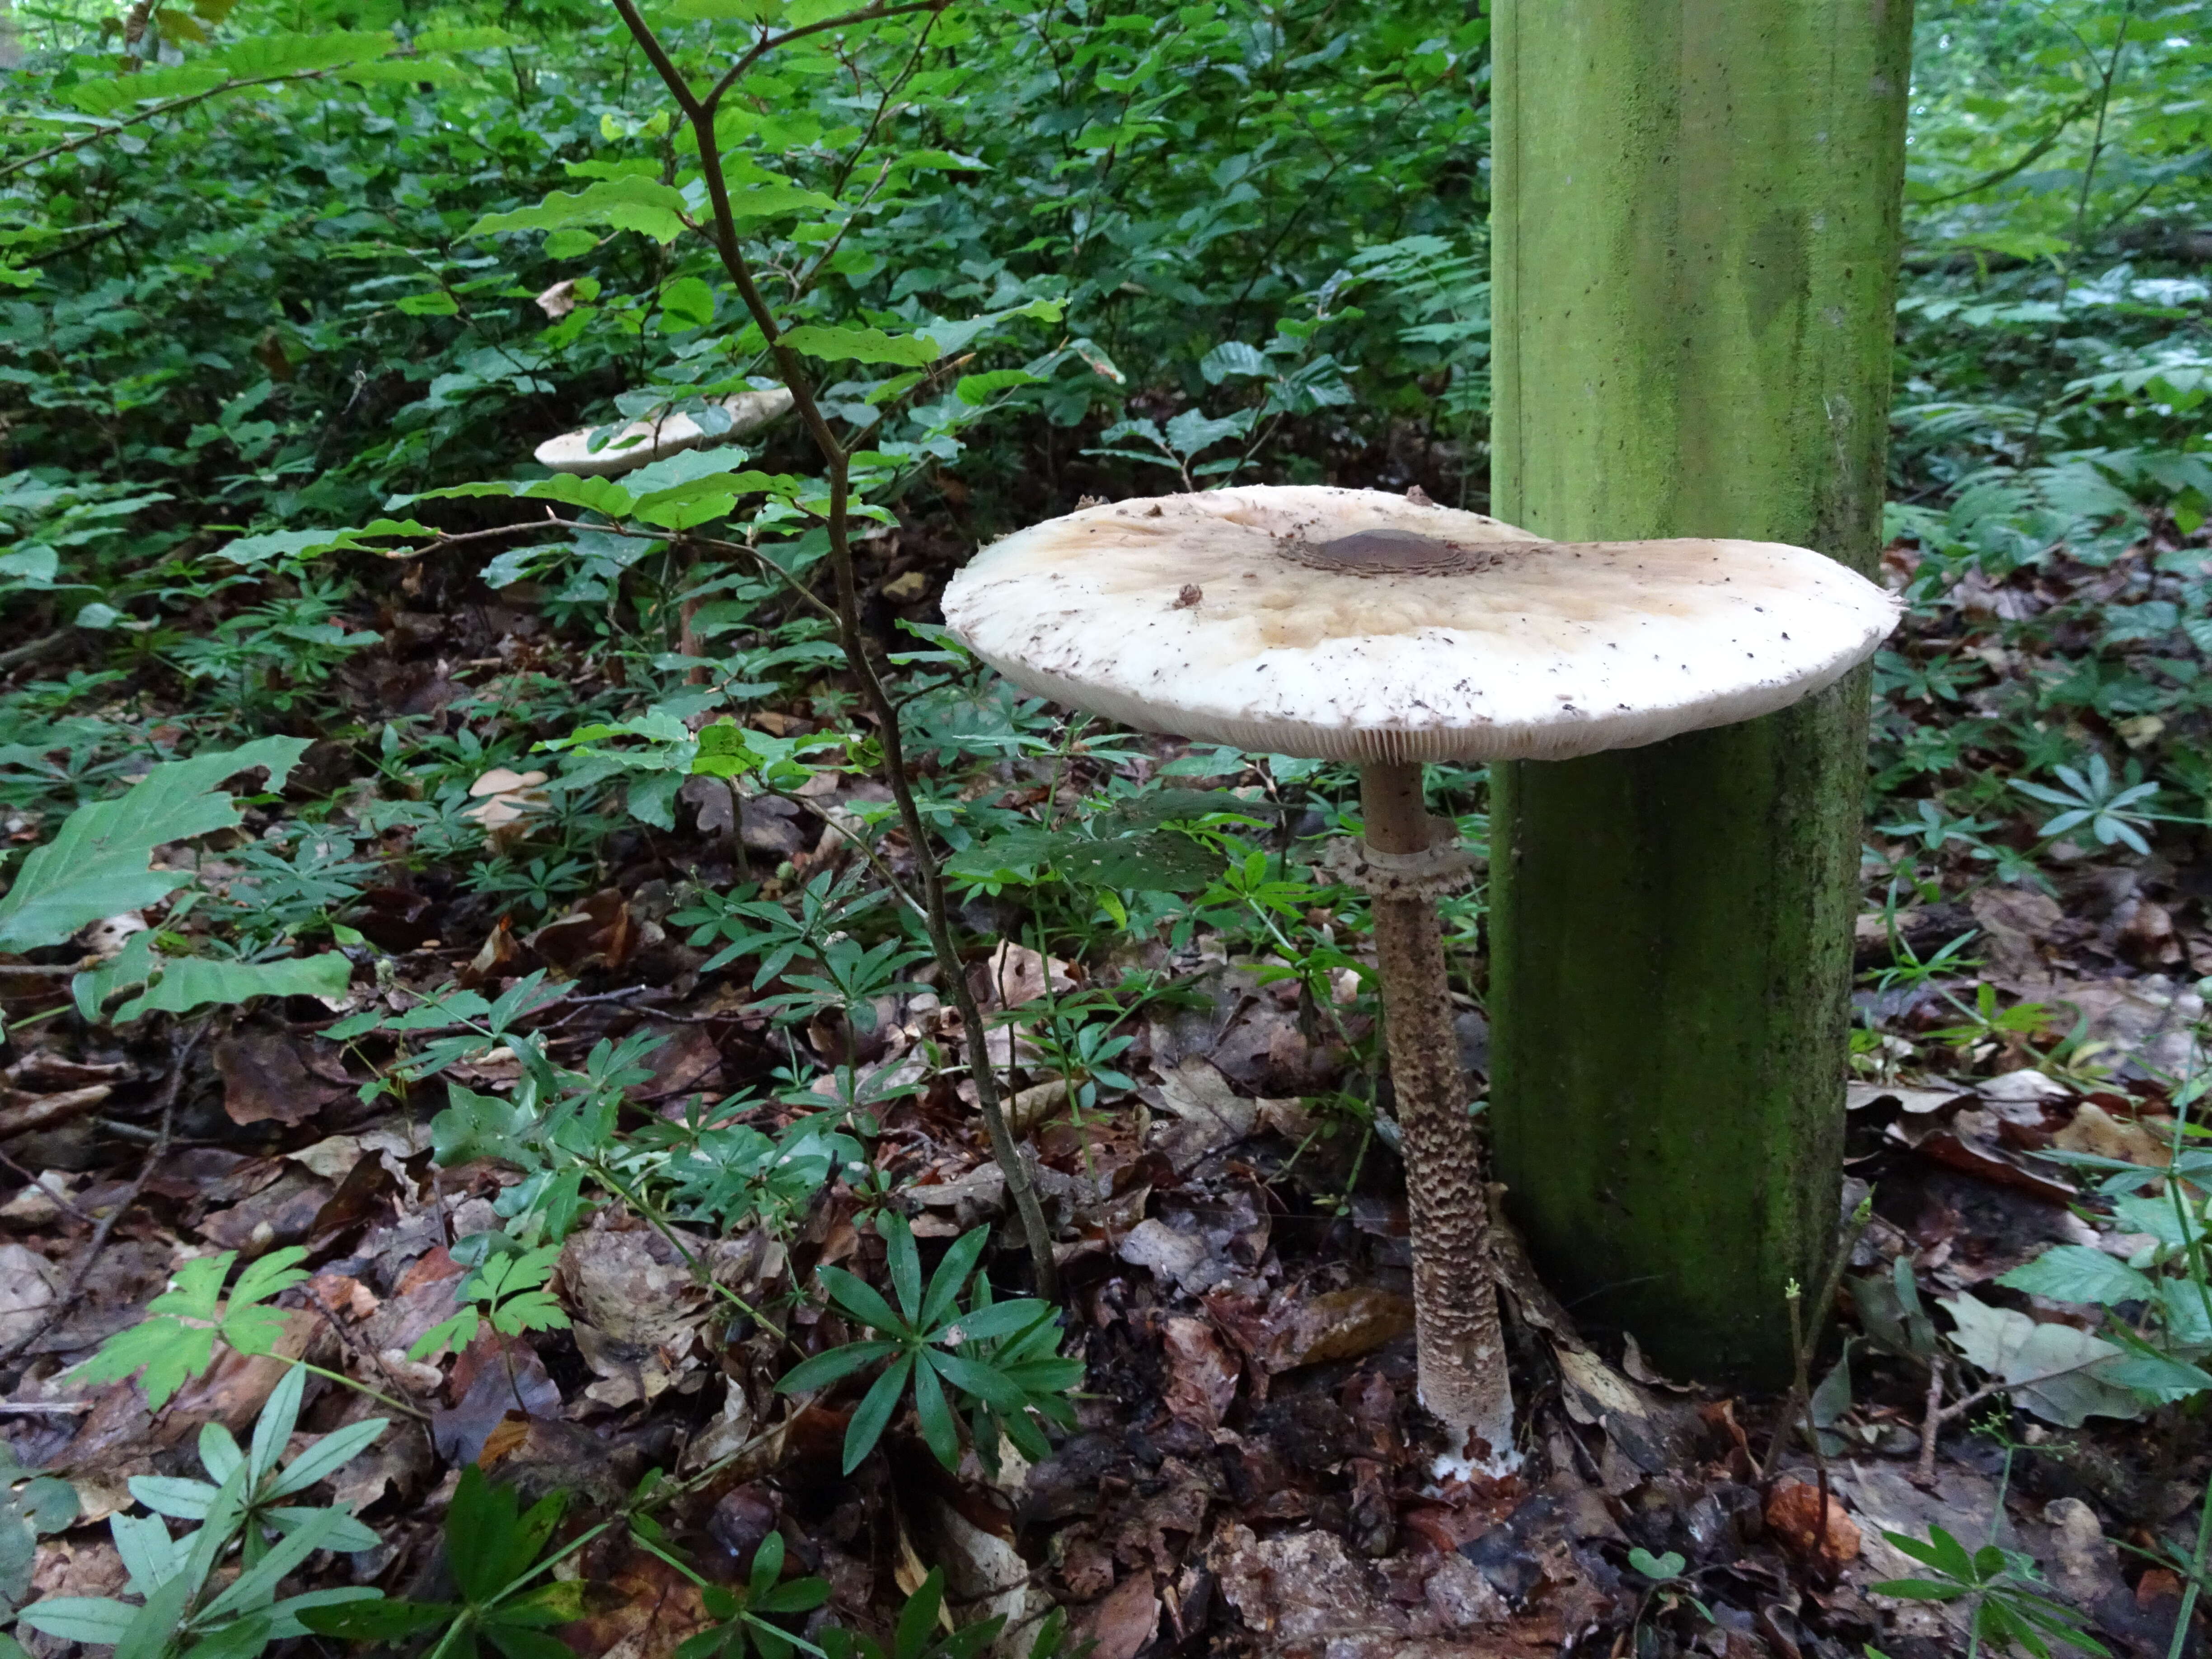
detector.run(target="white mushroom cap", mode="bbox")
[534,386,795,477]
[940,486,1899,764]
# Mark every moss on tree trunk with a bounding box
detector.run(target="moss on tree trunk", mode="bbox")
[1488,0,1915,1380]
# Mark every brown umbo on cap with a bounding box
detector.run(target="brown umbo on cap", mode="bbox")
[941,485,1898,763]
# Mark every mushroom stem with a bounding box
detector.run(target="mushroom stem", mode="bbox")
[1358,761,1516,1476]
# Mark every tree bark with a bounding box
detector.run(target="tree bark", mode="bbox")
[1487,0,1914,1380]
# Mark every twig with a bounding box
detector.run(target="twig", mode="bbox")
[0,67,358,181]
[301,1300,435,1425]
[608,0,1056,1297]
[0,631,69,672]
[0,1082,115,1141]
[1759,1196,1874,1480]
[1916,1356,1946,1486]
[0,1019,208,1372]
[0,1145,95,1224]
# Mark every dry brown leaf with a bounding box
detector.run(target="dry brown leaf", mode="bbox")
[979,939,1075,1009]
[1082,1573,1161,1659]
[1160,1316,1239,1429]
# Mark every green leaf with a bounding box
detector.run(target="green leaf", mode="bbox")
[842,1354,913,1473]
[926,1351,1033,1415]
[919,1228,989,1333]
[0,736,310,952]
[817,1266,908,1337]
[430,1084,537,1167]
[300,1598,461,1639]
[777,1340,898,1394]
[215,29,393,74]
[115,1572,198,1659]
[483,1624,582,1659]
[16,1596,139,1644]
[912,1354,959,1468]
[413,24,525,49]
[73,938,351,1024]
[1870,1578,1971,1602]
[71,1266,225,1406]
[70,1247,307,1406]
[722,175,839,220]
[469,178,693,246]
[895,1570,945,1659]
[780,324,938,367]
[1056,831,1224,891]
[1996,1246,2159,1308]
[953,369,1042,407]
[197,1505,351,1623]
[658,276,717,329]
[882,1213,923,1323]
[265,1415,388,1499]
[1626,1548,1685,1581]
[939,1298,1054,1344]
[250,1363,306,1484]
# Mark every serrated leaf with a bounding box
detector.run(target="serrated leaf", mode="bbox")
[1996,1246,2159,1309]
[430,1084,536,1167]
[781,324,938,366]
[469,178,692,245]
[215,30,395,74]
[0,736,309,952]
[1058,831,1224,891]
[1198,340,1270,383]
[412,24,525,49]
[73,939,351,1024]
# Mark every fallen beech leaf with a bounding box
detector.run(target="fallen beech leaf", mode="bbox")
[1083,1572,1161,1659]
[1161,1316,1238,1429]
[215,1030,337,1128]
[0,1243,59,1348]
[1258,1286,1415,1373]
[978,938,1074,1008]
[2053,1101,2171,1178]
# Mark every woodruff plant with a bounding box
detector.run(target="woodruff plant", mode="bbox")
[17,1365,389,1656]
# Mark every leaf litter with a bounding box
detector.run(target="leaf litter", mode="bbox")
[1,513,2210,1659]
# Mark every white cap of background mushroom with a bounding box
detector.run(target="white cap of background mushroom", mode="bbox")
[941,483,1898,1477]
[534,386,795,478]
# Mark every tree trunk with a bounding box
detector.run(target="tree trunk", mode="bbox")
[1487,0,1914,1380]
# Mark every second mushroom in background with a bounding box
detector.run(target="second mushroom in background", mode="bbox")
[941,484,1897,1476]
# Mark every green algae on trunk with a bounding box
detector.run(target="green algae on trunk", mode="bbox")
[1488,0,1916,1381]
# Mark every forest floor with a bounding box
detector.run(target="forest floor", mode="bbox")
[2,484,2209,1659]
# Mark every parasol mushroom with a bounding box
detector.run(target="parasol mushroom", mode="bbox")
[940,484,1897,1476]
[534,385,795,477]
